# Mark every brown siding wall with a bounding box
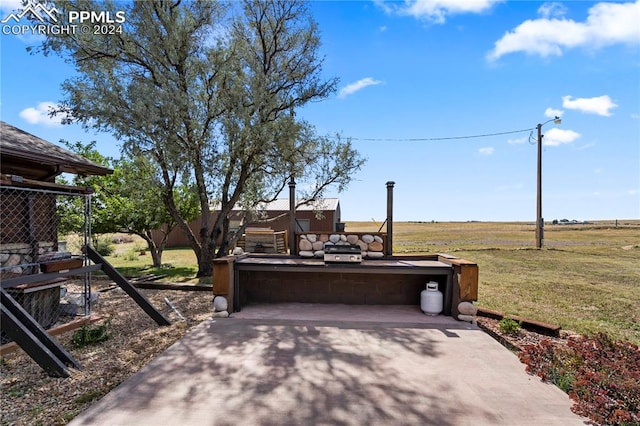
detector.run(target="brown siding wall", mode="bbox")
[156,208,339,248]
[239,270,447,306]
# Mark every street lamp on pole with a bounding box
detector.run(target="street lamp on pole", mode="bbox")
[535,116,562,249]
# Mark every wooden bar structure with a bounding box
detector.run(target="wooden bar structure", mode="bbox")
[213,253,479,317]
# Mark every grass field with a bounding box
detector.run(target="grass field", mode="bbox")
[105,220,640,344]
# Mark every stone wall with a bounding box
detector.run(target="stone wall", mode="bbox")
[0,241,55,277]
[297,233,386,258]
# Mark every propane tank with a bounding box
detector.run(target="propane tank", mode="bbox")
[421,281,443,316]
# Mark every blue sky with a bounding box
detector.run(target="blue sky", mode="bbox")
[1,0,639,222]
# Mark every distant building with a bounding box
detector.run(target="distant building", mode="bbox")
[156,198,341,248]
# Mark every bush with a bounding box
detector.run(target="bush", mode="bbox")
[71,321,111,348]
[519,333,640,425]
[93,235,114,256]
[498,317,521,335]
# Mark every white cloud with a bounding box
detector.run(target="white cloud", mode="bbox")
[507,136,527,145]
[479,146,495,155]
[377,0,500,24]
[562,95,618,116]
[19,102,63,126]
[538,2,568,19]
[543,128,580,146]
[487,0,640,61]
[576,142,596,151]
[338,77,382,99]
[544,107,564,119]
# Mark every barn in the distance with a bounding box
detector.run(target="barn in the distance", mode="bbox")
[158,198,342,248]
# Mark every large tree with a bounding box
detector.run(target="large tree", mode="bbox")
[58,141,198,267]
[33,0,364,276]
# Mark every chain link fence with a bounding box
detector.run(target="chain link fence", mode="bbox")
[1,185,93,344]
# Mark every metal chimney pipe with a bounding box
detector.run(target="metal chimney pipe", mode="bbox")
[289,177,296,255]
[386,181,395,256]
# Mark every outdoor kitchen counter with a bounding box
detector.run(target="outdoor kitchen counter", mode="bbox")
[227,255,462,315]
[234,256,453,271]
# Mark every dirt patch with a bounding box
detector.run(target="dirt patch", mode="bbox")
[476,316,570,353]
[1,278,212,425]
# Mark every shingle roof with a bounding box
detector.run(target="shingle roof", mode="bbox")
[210,198,339,212]
[0,121,113,176]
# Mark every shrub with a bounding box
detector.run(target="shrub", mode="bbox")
[93,235,114,256]
[498,317,521,335]
[71,321,111,348]
[519,333,640,425]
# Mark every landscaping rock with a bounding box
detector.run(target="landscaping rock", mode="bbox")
[299,250,314,258]
[368,241,383,252]
[458,301,477,316]
[346,235,359,244]
[361,234,374,244]
[213,296,228,312]
[299,239,313,251]
[212,310,229,318]
[312,241,324,251]
[329,234,340,243]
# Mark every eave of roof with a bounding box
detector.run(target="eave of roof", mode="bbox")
[0,121,113,176]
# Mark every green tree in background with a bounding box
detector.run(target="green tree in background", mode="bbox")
[33,0,364,276]
[58,141,198,266]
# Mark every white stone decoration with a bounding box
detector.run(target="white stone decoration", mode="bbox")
[329,234,340,243]
[299,239,313,251]
[458,301,477,316]
[373,235,383,243]
[307,234,317,242]
[356,240,368,251]
[212,310,229,318]
[299,250,314,257]
[361,234,374,244]
[340,234,347,242]
[312,241,324,251]
[458,314,476,324]
[346,235,359,244]
[313,250,324,257]
[213,296,228,312]
[367,251,384,258]
[232,247,244,255]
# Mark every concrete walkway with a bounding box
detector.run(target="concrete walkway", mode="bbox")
[70,304,587,425]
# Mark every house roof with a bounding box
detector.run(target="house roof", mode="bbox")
[261,198,340,212]
[211,198,340,212]
[0,121,113,180]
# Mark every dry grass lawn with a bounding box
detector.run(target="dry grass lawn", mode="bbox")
[349,220,640,344]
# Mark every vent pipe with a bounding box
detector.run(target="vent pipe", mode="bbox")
[289,177,296,255]
[386,181,395,256]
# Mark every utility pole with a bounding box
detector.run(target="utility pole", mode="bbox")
[535,116,562,249]
[536,123,543,249]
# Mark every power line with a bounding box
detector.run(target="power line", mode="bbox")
[347,127,536,142]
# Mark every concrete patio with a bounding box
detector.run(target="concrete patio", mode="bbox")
[70,304,587,425]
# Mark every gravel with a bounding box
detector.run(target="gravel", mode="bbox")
[1,279,212,425]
